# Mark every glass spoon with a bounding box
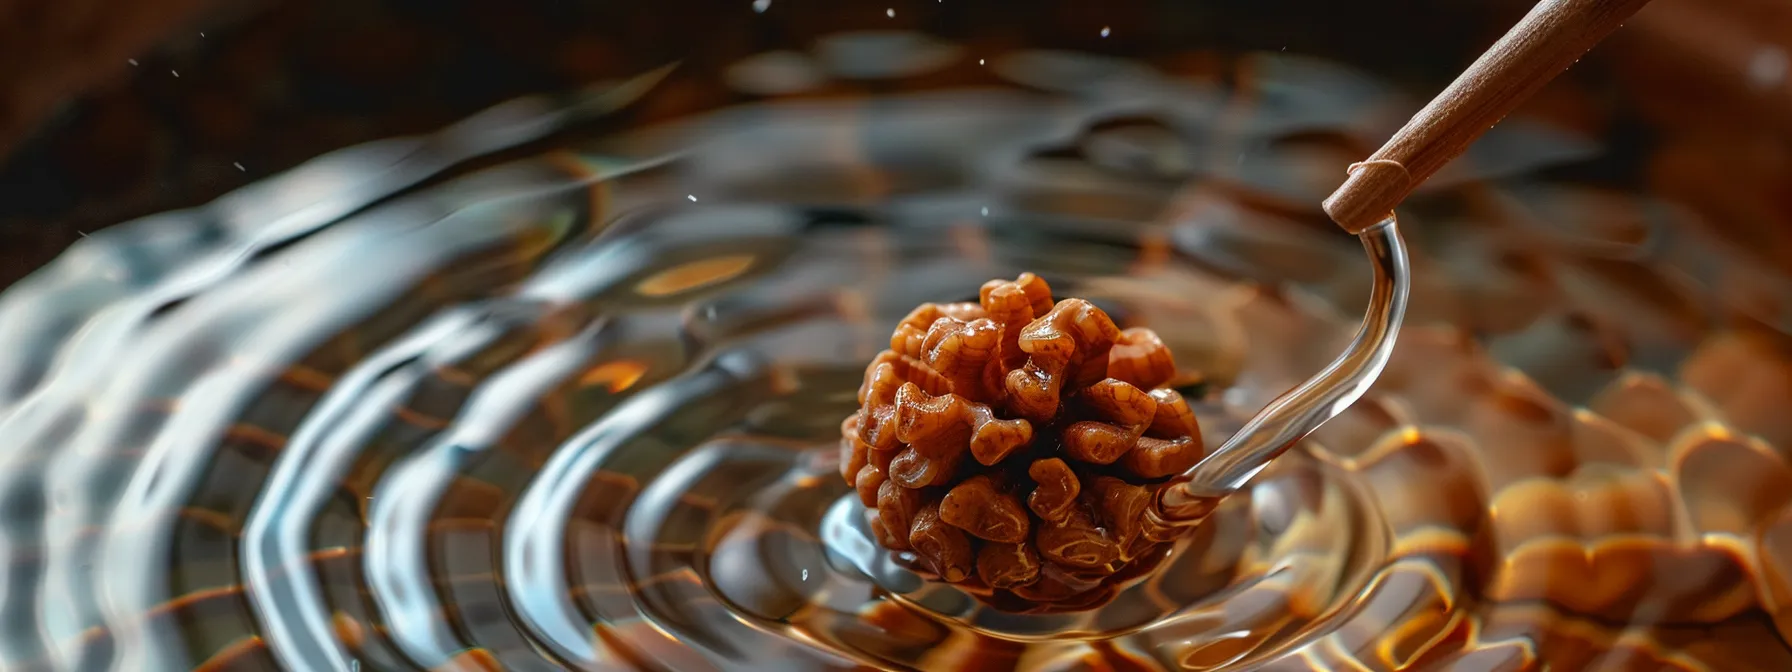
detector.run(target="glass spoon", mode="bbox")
[1151,0,1663,530]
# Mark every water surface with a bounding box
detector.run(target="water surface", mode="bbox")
[2,34,1791,671]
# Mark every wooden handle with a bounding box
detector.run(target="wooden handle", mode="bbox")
[1323,0,1658,233]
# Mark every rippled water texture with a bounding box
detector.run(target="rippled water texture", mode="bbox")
[4,34,1792,671]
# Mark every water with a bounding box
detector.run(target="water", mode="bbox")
[3,34,1792,671]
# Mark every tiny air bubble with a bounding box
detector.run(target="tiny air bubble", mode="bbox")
[234,162,245,171]
[688,195,698,202]
[128,59,138,66]
[171,70,180,78]
[1101,27,1111,37]
[981,207,989,216]
[753,0,769,12]
[886,8,894,17]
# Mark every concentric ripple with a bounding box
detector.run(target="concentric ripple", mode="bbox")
[2,35,1791,671]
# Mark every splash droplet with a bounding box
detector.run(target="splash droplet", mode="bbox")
[1101,27,1111,38]
[1749,48,1789,91]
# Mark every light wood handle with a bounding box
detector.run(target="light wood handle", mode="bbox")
[1323,0,1658,233]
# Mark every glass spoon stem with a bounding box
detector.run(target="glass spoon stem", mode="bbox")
[1153,0,1661,528]
[1151,216,1409,528]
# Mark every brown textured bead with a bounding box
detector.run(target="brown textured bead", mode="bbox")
[1146,388,1201,438]
[1062,421,1140,465]
[940,475,1031,543]
[1079,378,1159,426]
[1005,299,1122,422]
[840,414,869,483]
[887,446,961,488]
[853,463,883,508]
[1036,508,1122,570]
[1109,327,1177,390]
[1008,571,1080,604]
[893,383,971,460]
[976,542,1042,589]
[867,509,908,551]
[908,502,974,583]
[918,316,1004,401]
[1119,436,1203,479]
[892,302,988,360]
[1090,476,1153,549]
[979,273,1055,324]
[844,274,1206,612]
[893,382,1032,466]
[877,479,924,548]
[1027,458,1081,525]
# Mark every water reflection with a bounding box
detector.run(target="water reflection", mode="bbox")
[1,34,1790,671]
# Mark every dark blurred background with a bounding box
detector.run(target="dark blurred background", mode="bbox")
[1,0,1787,288]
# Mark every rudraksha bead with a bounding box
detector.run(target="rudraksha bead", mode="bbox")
[841,273,1205,612]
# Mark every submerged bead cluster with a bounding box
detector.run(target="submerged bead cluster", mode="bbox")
[841,273,1205,612]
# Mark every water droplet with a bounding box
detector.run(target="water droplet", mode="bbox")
[234,162,245,171]
[1222,386,1250,407]
[688,195,699,202]
[886,8,894,17]
[1100,27,1111,38]
[980,207,989,216]
[752,0,770,12]
[171,70,180,78]
[801,569,809,581]
[127,59,138,66]
[979,59,985,65]
[1749,48,1789,91]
